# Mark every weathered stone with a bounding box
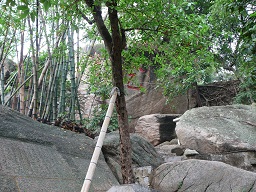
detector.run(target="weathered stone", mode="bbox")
[156,139,179,147]
[2,59,16,82]
[169,138,179,145]
[151,159,256,192]
[135,114,179,146]
[133,166,153,188]
[0,174,18,192]
[176,105,256,171]
[102,132,164,183]
[126,84,197,132]
[184,148,199,156]
[155,144,185,162]
[0,105,119,192]
[107,184,159,192]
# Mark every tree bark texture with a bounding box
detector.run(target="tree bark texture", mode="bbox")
[84,0,134,184]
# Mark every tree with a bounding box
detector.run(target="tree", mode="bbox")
[210,0,256,103]
[82,0,134,183]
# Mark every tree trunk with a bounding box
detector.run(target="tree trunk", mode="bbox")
[84,0,134,184]
[108,3,134,184]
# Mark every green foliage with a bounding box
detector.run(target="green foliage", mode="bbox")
[85,106,119,134]
[83,45,119,133]
[121,0,216,99]
[1,0,256,123]
[210,0,256,103]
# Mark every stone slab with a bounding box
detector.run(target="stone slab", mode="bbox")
[0,106,119,192]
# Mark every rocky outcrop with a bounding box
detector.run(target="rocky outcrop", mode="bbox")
[151,159,256,192]
[2,59,16,82]
[176,104,256,172]
[107,184,159,192]
[102,132,164,183]
[135,114,180,146]
[0,105,119,192]
[126,85,197,132]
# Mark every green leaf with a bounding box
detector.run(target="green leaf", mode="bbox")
[17,5,29,11]
[43,1,51,12]
[249,11,256,18]
[20,0,28,4]
[30,12,36,22]
[19,9,29,19]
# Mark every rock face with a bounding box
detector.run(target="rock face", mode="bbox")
[135,114,180,146]
[3,59,16,82]
[176,104,256,171]
[0,105,119,192]
[102,132,164,183]
[151,159,256,192]
[126,85,197,132]
[107,184,159,192]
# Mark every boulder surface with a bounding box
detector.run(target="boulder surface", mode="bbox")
[126,85,196,132]
[102,132,164,183]
[0,105,119,192]
[176,105,256,171]
[151,159,256,192]
[107,184,159,192]
[135,114,179,146]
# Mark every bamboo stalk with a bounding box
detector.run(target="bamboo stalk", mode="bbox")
[80,87,120,192]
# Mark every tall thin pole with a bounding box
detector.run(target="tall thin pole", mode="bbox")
[81,87,120,192]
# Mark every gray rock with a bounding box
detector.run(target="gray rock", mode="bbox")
[156,144,184,156]
[151,159,256,192]
[133,166,153,188]
[126,84,196,132]
[107,184,159,192]
[155,139,178,147]
[0,106,119,192]
[171,146,185,156]
[184,148,199,156]
[135,114,179,146]
[176,105,256,171]
[102,132,164,183]
[169,138,179,145]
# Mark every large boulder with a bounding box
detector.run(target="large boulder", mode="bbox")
[135,114,179,146]
[126,85,197,132]
[151,159,256,192]
[102,132,164,183]
[0,105,119,192]
[2,59,16,82]
[176,105,256,171]
[107,184,159,192]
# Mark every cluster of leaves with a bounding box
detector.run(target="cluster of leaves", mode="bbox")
[83,46,119,134]
[210,0,256,103]
[121,0,216,99]
[85,106,119,135]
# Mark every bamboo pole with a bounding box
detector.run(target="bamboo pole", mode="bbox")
[80,87,120,192]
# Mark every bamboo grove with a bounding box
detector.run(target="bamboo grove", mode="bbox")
[0,4,96,123]
[1,0,256,123]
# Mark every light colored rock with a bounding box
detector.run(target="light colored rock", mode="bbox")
[176,105,256,171]
[156,139,179,147]
[151,159,256,192]
[126,84,196,132]
[184,148,199,156]
[102,132,164,183]
[135,114,179,146]
[107,184,159,192]
[155,144,185,162]
[134,166,153,188]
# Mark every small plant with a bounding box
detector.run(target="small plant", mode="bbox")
[178,180,183,190]
[85,106,119,135]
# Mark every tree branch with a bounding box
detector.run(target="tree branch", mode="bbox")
[84,0,112,53]
[76,5,95,25]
